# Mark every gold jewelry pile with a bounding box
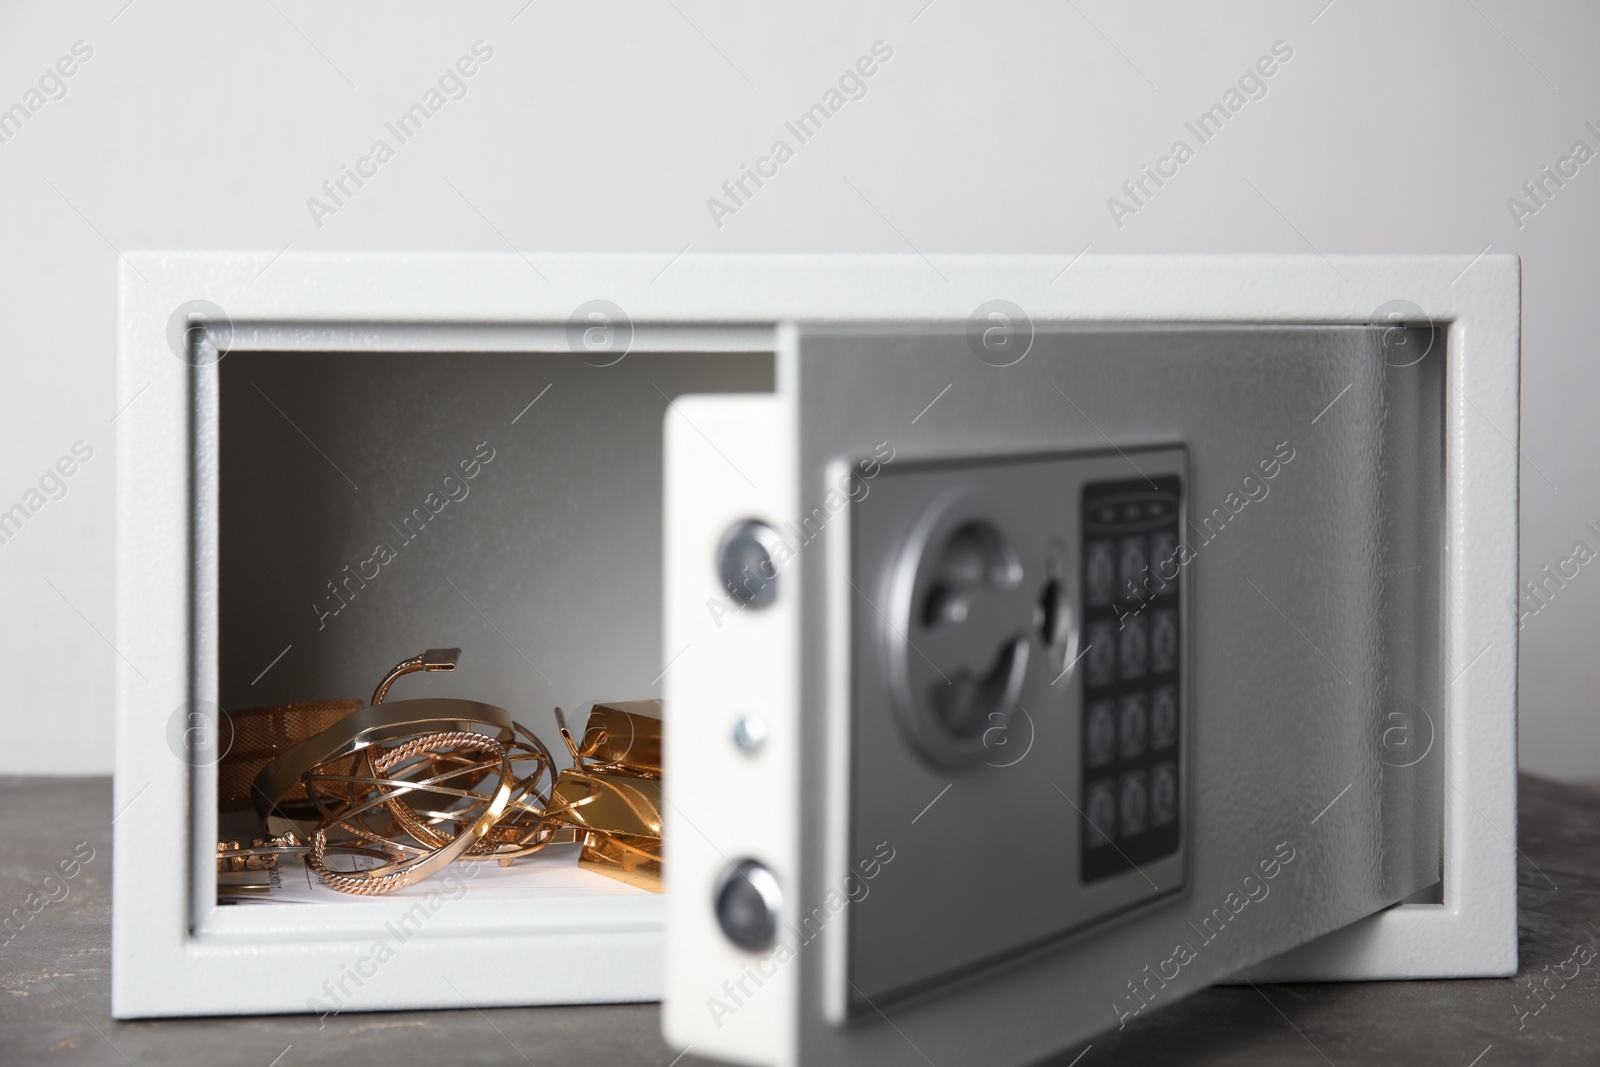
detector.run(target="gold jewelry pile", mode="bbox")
[216,649,662,897]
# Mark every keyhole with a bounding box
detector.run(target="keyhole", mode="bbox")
[892,506,1032,767]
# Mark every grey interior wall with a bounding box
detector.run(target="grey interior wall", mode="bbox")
[218,350,772,748]
[1,2,1593,779]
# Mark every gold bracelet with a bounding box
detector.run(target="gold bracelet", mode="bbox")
[215,832,399,872]
[217,699,365,811]
[231,648,663,896]
[301,731,514,895]
[252,697,517,837]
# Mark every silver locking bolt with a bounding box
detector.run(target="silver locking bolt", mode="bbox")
[715,859,783,950]
[718,520,783,609]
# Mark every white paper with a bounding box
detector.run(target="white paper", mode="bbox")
[222,843,647,904]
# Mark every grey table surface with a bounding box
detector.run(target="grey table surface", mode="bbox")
[1,775,1595,1067]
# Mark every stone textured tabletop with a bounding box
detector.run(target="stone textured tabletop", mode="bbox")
[2,775,1595,1066]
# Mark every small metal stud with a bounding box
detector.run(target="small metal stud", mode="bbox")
[732,714,768,752]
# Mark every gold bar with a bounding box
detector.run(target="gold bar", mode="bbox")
[549,769,662,840]
[576,700,662,778]
[579,831,662,893]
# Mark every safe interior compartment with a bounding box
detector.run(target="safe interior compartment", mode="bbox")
[198,326,1448,1000]
[196,343,773,998]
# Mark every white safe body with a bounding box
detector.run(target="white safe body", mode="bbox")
[114,253,1518,1067]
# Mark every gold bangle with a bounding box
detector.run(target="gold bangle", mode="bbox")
[251,697,517,837]
[301,731,514,895]
[371,721,561,866]
[369,647,459,705]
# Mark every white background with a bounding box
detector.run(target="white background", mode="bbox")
[1,1,1593,780]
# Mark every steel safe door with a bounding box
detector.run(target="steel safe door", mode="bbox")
[664,323,1443,1067]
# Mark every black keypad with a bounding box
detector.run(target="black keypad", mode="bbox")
[1086,699,1116,768]
[1080,476,1183,882]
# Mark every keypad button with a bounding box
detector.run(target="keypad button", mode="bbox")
[1118,536,1147,601]
[1151,762,1177,826]
[1086,700,1116,767]
[1086,620,1116,688]
[1151,608,1178,673]
[1149,531,1178,595]
[1118,692,1148,758]
[1086,540,1116,607]
[1150,685,1178,749]
[1119,615,1148,680]
[1086,780,1117,847]
[1119,771,1148,837]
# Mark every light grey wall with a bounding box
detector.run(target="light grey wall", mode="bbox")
[1,1,1594,780]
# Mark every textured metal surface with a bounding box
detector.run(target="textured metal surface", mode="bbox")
[795,325,1446,1064]
[848,448,1190,1007]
